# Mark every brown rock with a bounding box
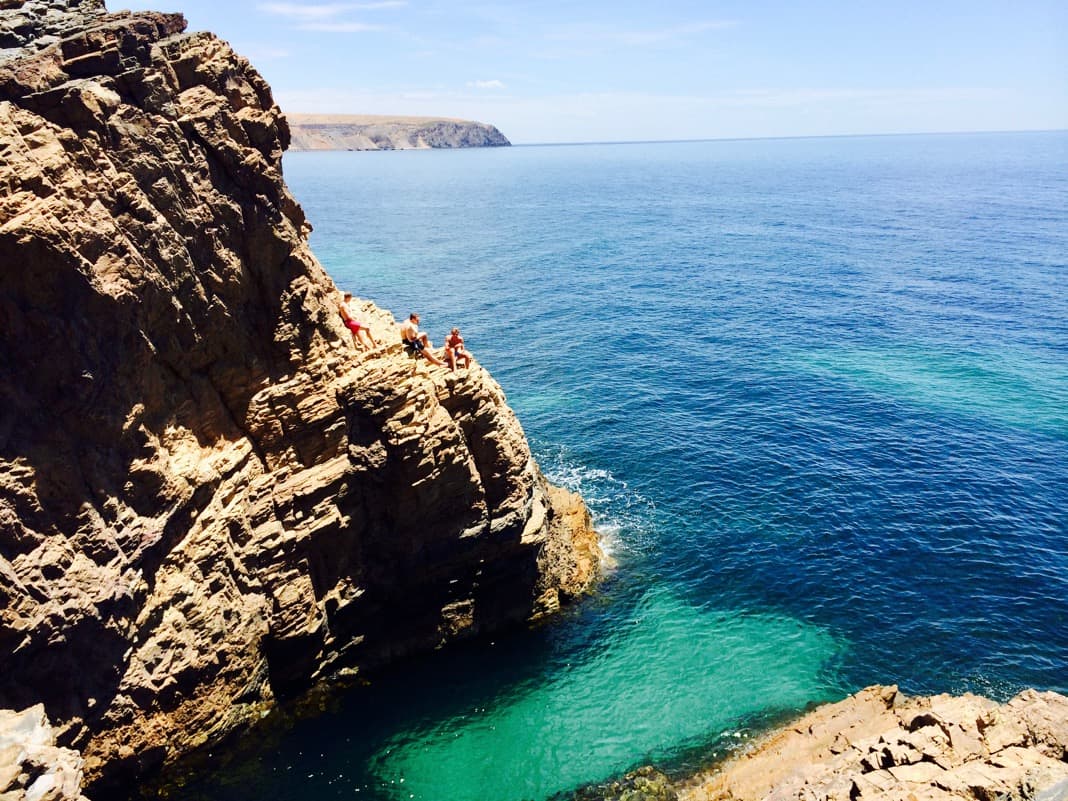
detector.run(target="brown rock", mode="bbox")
[677,686,1068,801]
[0,0,600,792]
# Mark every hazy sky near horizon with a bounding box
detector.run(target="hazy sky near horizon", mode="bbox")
[116,0,1067,144]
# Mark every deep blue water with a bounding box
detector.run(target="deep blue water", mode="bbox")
[166,132,1067,800]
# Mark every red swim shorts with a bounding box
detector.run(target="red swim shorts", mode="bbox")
[344,319,364,333]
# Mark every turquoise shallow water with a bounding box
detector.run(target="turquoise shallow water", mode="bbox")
[162,132,1068,801]
[374,590,835,801]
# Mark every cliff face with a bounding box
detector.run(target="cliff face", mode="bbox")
[0,0,598,790]
[286,113,511,151]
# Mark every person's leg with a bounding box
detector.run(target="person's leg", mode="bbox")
[346,321,364,349]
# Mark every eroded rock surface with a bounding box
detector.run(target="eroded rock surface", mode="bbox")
[678,685,1068,801]
[0,705,87,801]
[0,0,598,791]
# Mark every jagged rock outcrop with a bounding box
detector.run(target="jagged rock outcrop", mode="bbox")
[0,0,597,792]
[678,685,1068,801]
[0,0,105,57]
[0,705,87,801]
[286,113,511,151]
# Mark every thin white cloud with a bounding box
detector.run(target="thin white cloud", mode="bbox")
[468,80,507,90]
[298,21,384,32]
[548,20,736,47]
[258,2,405,20]
[258,3,352,19]
[239,45,291,61]
[716,87,1008,108]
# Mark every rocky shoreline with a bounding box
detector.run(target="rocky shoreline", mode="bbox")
[568,686,1068,801]
[676,685,1068,801]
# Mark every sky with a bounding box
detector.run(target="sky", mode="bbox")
[113,0,1067,144]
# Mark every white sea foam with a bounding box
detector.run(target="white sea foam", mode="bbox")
[536,443,657,566]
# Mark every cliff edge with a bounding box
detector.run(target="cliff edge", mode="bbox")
[286,113,511,151]
[0,0,597,792]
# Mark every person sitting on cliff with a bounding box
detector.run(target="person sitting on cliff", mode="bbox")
[400,313,445,366]
[444,327,472,371]
[338,292,378,351]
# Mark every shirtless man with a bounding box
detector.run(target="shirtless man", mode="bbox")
[444,327,472,371]
[338,292,378,350]
[399,313,445,366]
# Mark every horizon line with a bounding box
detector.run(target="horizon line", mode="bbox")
[508,127,1068,148]
[280,127,1067,155]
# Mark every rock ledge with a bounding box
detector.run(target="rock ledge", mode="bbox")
[678,685,1068,801]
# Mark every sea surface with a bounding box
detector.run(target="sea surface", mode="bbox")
[167,132,1068,801]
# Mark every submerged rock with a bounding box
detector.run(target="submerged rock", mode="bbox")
[0,0,598,792]
[567,766,680,801]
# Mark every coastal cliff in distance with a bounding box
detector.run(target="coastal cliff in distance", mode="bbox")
[286,113,511,151]
[0,0,595,795]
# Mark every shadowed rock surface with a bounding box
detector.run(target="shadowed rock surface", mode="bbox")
[286,113,511,151]
[0,0,596,793]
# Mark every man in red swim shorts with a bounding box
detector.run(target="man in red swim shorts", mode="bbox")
[338,292,378,350]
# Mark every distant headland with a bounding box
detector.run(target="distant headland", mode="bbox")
[285,113,511,151]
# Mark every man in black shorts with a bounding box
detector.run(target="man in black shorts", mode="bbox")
[399,313,445,366]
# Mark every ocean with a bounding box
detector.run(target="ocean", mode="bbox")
[166,131,1068,801]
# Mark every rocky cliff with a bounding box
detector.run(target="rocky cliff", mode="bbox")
[286,113,511,151]
[0,0,597,793]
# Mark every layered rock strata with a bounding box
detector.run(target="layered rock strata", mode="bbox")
[678,685,1068,801]
[0,0,598,792]
[286,113,511,151]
